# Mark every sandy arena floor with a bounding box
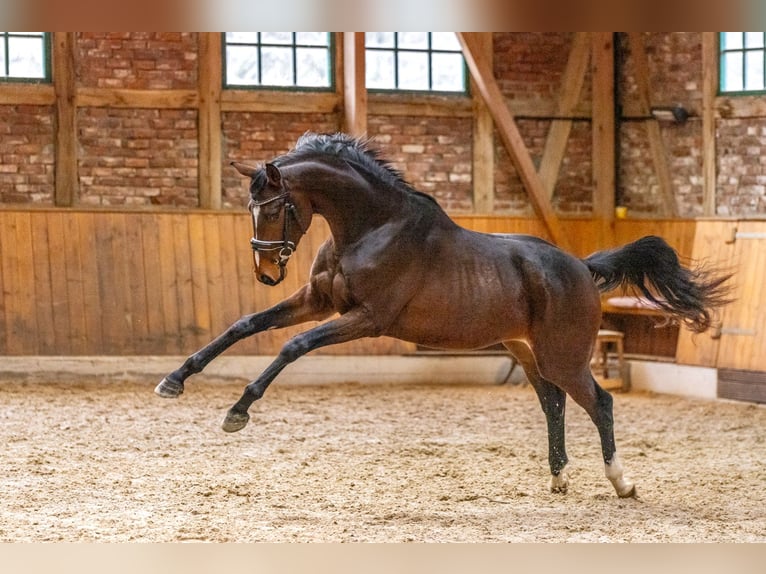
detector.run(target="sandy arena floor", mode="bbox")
[1,376,764,542]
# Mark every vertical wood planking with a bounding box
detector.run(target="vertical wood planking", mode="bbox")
[187,213,212,349]
[0,213,6,353]
[675,220,736,367]
[156,213,182,354]
[714,221,766,371]
[202,213,226,342]
[124,213,150,353]
[62,212,88,353]
[77,212,104,354]
[140,214,166,353]
[172,213,198,353]
[30,212,56,354]
[45,212,72,353]
[2,213,39,353]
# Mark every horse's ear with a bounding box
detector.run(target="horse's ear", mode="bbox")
[265,163,282,187]
[231,161,258,178]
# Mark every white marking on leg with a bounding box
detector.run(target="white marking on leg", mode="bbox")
[550,464,569,494]
[605,452,636,498]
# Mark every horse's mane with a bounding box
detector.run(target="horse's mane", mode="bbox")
[278,132,437,204]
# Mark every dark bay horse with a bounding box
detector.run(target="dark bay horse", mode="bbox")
[156,132,731,498]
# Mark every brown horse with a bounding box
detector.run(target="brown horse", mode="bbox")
[156,132,730,498]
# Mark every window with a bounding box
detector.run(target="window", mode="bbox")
[224,32,333,89]
[720,32,766,93]
[365,32,466,93]
[0,32,49,82]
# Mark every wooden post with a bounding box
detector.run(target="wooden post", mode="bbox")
[198,33,222,209]
[343,32,367,137]
[52,32,77,207]
[591,32,616,245]
[470,33,494,214]
[458,32,569,249]
[702,32,717,217]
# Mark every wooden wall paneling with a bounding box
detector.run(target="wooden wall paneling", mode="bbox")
[202,213,227,343]
[62,212,89,354]
[52,32,78,207]
[171,213,196,353]
[45,211,72,354]
[30,212,56,354]
[187,213,213,349]
[125,213,150,353]
[232,214,262,355]
[675,220,736,367]
[715,221,766,372]
[156,214,182,353]
[140,214,167,353]
[215,213,244,350]
[0,215,6,353]
[457,32,569,250]
[1,213,38,353]
[76,213,104,354]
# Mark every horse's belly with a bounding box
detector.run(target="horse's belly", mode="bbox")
[386,294,528,350]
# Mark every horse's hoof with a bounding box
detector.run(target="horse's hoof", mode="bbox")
[154,377,184,398]
[222,410,250,433]
[617,483,637,499]
[550,469,569,494]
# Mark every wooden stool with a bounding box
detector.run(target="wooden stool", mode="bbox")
[592,329,629,391]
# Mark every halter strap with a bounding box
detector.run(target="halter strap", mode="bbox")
[249,193,306,271]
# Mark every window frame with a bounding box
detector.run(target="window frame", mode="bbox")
[222,32,335,92]
[365,32,468,96]
[719,32,766,96]
[0,32,51,84]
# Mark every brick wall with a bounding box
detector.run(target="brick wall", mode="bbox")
[0,105,55,204]
[368,114,473,212]
[716,118,766,216]
[77,32,198,90]
[222,112,341,209]
[0,32,763,218]
[618,33,705,216]
[78,107,199,207]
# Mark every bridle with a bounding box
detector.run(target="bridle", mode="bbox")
[249,192,307,281]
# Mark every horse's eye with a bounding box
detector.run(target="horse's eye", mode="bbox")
[263,211,281,223]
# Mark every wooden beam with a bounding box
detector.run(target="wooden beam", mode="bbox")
[77,88,198,109]
[627,33,676,217]
[52,32,78,207]
[470,33,494,213]
[0,83,54,105]
[702,32,717,216]
[457,32,568,249]
[591,32,616,241]
[538,32,590,197]
[198,33,222,210]
[343,32,367,136]
[222,90,339,113]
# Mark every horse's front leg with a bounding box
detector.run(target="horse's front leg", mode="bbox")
[155,284,332,398]
[222,307,378,432]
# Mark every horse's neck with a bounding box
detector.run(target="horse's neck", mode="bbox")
[294,164,413,248]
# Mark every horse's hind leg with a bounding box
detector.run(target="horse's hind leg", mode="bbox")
[566,373,636,498]
[504,340,570,494]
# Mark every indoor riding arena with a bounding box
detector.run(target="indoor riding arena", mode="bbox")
[1,32,765,543]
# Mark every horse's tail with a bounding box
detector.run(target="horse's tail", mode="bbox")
[583,235,733,333]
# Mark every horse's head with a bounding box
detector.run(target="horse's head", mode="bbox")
[232,161,312,286]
